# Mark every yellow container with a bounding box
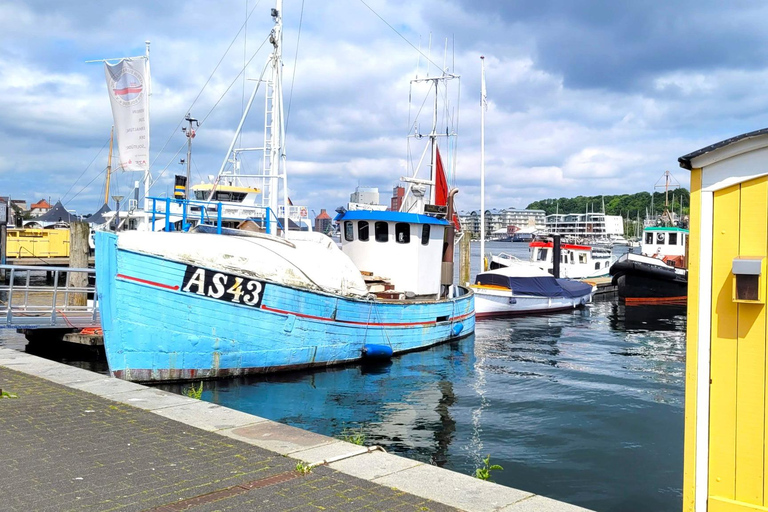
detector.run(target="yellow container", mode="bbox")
[6,228,70,258]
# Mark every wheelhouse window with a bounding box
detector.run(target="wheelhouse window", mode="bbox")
[656,232,666,244]
[595,262,600,270]
[194,190,247,202]
[579,253,587,264]
[668,232,678,245]
[421,225,430,245]
[344,221,354,242]
[395,223,410,244]
[536,248,548,261]
[645,232,653,244]
[375,222,389,242]
[358,221,369,242]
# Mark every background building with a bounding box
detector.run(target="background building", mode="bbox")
[458,208,546,239]
[29,199,52,217]
[314,209,332,235]
[390,185,405,212]
[347,186,387,211]
[545,213,624,240]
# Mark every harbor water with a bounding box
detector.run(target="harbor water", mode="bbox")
[0,242,685,511]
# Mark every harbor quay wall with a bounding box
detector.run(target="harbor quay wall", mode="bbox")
[0,347,590,512]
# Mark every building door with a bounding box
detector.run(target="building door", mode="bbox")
[709,176,768,511]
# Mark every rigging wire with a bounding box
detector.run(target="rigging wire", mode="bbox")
[61,136,111,205]
[284,0,305,140]
[67,167,111,206]
[152,38,271,185]
[358,0,447,76]
[146,1,263,188]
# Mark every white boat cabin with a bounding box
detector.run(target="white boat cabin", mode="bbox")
[640,226,688,265]
[525,241,612,278]
[336,210,448,297]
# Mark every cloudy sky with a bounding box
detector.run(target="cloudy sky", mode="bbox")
[2,0,768,218]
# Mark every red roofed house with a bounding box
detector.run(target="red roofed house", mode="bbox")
[30,199,52,217]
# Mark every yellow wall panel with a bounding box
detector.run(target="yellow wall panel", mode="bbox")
[734,177,767,505]
[710,184,741,500]
[683,168,702,512]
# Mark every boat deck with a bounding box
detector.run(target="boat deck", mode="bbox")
[582,276,617,296]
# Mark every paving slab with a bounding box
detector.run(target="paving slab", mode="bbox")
[288,439,371,465]
[374,462,534,512]
[104,385,200,410]
[330,450,424,481]
[499,495,592,512]
[21,364,106,386]
[66,375,150,397]
[153,400,270,432]
[220,418,339,455]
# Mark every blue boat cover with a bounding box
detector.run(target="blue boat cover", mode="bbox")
[475,273,592,298]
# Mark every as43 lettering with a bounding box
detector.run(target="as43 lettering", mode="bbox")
[181,266,264,307]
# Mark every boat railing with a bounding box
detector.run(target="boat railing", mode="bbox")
[146,197,285,235]
[0,265,99,329]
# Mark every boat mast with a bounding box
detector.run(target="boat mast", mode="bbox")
[402,71,458,214]
[480,56,486,270]
[104,126,114,205]
[267,0,288,235]
[182,113,199,204]
[143,40,151,211]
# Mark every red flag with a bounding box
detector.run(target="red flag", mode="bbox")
[434,145,461,231]
[435,145,448,207]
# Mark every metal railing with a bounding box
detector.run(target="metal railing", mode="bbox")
[0,265,99,329]
[146,197,285,234]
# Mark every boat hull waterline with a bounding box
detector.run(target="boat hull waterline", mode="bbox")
[96,232,474,382]
[474,288,592,318]
[610,253,687,305]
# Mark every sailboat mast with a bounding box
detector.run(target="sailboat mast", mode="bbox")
[104,126,114,205]
[480,56,486,269]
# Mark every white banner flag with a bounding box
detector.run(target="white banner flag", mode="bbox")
[104,58,150,171]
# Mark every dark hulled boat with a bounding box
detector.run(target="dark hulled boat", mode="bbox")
[610,226,688,304]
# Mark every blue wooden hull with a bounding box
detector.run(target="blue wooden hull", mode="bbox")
[95,232,474,382]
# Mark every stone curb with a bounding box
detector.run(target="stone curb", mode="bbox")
[0,347,592,512]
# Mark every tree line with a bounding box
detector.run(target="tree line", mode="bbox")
[526,188,690,220]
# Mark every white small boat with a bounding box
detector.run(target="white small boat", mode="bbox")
[472,261,594,318]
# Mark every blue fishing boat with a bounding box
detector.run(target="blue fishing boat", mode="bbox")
[94,2,474,382]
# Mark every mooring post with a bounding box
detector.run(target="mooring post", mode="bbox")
[459,232,471,286]
[68,221,89,307]
[552,234,561,278]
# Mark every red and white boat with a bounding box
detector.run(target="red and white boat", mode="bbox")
[489,240,613,279]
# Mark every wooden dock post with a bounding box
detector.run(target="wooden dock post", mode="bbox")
[0,223,6,283]
[0,199,7,282]
[459,233,471,286]
[68,221,89,307]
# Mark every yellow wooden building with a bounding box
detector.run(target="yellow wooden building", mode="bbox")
[680,127,768,512]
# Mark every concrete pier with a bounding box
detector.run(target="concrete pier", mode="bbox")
[0,347,590,512]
